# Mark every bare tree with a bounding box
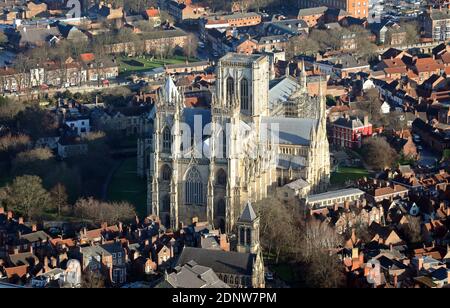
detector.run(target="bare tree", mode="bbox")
[74,197,136,225]
[301,218,343,262]
[50,183,68,217]
[401,215,423,244]
[81,270,106,288]
[361,137,398,171]
[183,33,198,60]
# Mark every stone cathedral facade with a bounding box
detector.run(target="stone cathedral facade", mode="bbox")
[137,53,330,233]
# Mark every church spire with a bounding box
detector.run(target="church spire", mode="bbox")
[301,59,307,93]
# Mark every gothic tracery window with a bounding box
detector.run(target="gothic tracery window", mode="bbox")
[217,169,227,186]
[162,127,171,153]
[161,164,172,181]
[185,167,204,205]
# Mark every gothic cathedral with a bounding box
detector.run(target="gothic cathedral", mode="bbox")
[137,53,330,233]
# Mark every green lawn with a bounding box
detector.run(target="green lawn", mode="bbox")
[107,157,147,217]
[330,166,369,185]
[118,55,199,76]
[271,263,296,284]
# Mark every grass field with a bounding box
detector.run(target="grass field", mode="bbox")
[330,166,369,185]
[118,55,198,76]
[107,157,147,217]
[271,263,297,284]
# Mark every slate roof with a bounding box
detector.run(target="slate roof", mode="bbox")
[297,6,328,17]
[307,188,365,203]
[9,252,38,267]
[176,247,255,276]
[284,178,310,190]
[20,231,52,244]
[261,116,317,146]
[239,202,257,223]
[333,116,366,129]
[166,260,229,288]
[269,76,301,109]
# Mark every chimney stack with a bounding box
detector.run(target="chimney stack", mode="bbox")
[344,201,350,211]
[220,234,230,252]
[51,257,57,268]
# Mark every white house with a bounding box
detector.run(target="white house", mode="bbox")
[362,79,375,91]
[64,116,90,135]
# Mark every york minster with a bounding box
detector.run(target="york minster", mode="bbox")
[137,53,330,232]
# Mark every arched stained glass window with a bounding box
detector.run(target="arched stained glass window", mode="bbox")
[185,168,204,205]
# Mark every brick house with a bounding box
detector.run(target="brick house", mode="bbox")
[331,115,373,149]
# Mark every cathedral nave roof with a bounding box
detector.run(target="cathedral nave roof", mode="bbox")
[261,117,317,146]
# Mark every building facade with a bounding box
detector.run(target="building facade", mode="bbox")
[137,53,330,234]
[298,0,369,19]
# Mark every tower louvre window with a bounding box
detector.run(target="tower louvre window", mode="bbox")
[226,77,234,105]
[240,78,249,110]
[161,194,170,212]
[162,127,171,153]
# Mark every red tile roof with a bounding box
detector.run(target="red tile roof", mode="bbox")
[145,8,159,18]
[5,265,28,279]
[383,58,406,68]
[80,53,95,63]
[50,238,76,247]
[414,58,443,73]
[440,52,450,64]
[384,67,407,75]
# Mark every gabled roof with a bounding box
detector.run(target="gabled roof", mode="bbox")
[176,247,255,276]
[20,231,51,244]
[333,116,367,129]
[297,6,328,17]
[9,252,38,267]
